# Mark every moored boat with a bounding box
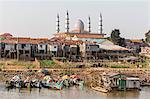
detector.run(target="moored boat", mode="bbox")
[140,81,150,86]
[91,84,109,93]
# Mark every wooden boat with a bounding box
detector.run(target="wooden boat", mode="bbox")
[76,80,84,86]
[140,82,150,86]
[5,81,14,89]
[91,84,109,93]
[54,81,64,90]
[63,79,70,87]
[42,81,64,90]
[5,80,24,88]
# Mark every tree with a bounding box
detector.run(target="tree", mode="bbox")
[145,30,150,44]
[110,29,126,47]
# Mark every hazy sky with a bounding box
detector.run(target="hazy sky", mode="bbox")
[0,0,149,39]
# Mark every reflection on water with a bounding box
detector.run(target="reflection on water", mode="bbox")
[0,83,150,99]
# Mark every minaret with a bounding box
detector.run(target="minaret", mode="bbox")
[98,13,103,34]
[56,13,60,33]
[65,10,69,32]
[87,16,91,33]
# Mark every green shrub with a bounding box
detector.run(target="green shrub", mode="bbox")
[0,63,4,66]
[110,65,129,68]
[0,63,4,71]
[25,64,36,69]
[135,62,149,68]
[40,60,60,68]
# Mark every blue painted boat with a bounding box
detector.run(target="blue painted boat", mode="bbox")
[42,80,64,90]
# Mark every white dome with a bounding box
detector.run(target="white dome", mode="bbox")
[74,19,84,32]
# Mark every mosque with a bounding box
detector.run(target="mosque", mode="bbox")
[54,11,106,43]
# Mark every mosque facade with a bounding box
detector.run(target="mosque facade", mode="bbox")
[54,11,106,43]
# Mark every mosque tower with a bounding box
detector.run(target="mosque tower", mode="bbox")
[56,13,60,33]
[98,13,103,34]
[87,16,91,33]
[65,11,69,32]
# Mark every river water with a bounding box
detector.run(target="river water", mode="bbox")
[0,83,150,99]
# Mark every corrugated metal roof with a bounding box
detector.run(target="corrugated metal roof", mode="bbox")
[78,38,106,43]
[99,44,129,51]
[0,33,13,38]
[126,77,139,80]
[1,37,48,44]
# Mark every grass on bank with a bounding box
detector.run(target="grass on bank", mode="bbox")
[40,60,61,68]
[134,62,149,68]
[0,63,4,71]
[108,62,148,68]
[7,60,36,69]
[110,65,129,68]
